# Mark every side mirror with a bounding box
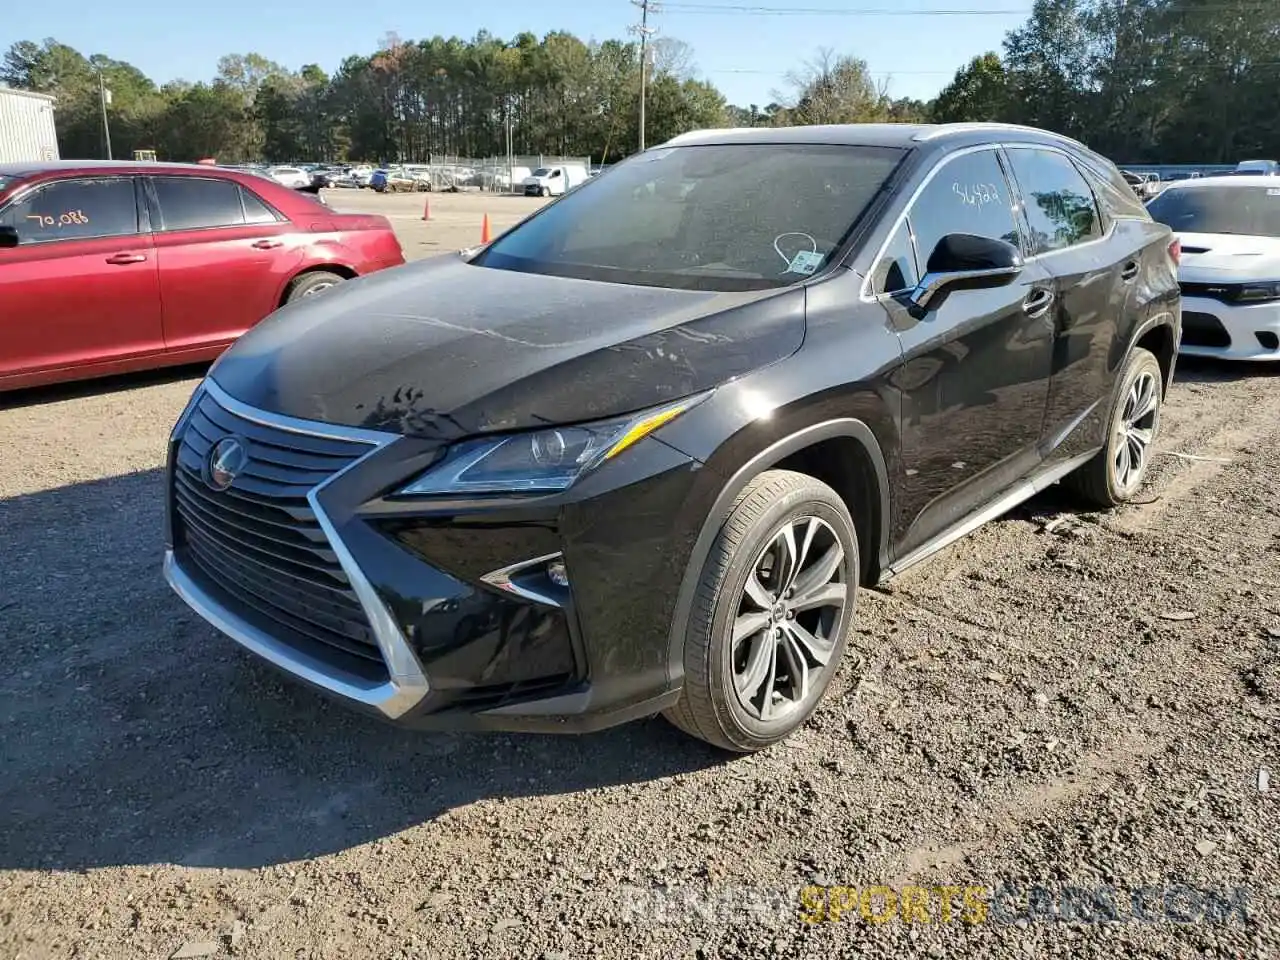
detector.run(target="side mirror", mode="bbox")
[0,225,17,249]
[910,233,1023,310]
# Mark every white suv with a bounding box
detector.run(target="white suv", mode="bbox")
[267,166,311,190]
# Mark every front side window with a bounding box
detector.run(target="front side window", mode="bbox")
[0,177,138,244]
[1147,185,1280,238]
[908,149,1020,268]
[154,177,246,231]
[476,143,906,291]
[1005,148,1103,254]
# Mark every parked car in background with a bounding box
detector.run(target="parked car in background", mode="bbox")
[0,160,405,391]
[162,122,1180,752]
[1148,175,1280,360]
[266,166,312,190]
[523,163,590,197]
[1233,159,1279,176]
[370,167,422,193]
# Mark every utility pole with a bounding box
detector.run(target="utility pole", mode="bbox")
[630,0,659,152]
[98,71,113,160]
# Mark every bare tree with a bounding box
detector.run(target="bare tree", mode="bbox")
[773,47,889,126]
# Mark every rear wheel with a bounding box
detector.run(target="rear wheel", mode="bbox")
[285,270,345,303]
[664,470,858,752]
[1066,346,1163,506]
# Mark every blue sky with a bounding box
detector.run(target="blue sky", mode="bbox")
[8,0,1029,105]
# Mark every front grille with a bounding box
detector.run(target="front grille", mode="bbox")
[1180,311,1232,348]
[172,390,385,671]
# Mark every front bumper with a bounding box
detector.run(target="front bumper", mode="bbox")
[163,379,699,733]
[1178,295,1280,361]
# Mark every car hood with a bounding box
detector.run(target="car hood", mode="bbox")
[209,255,806,440]
[1176,231,1280,281]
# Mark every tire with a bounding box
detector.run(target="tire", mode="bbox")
[1065,346,1164,507]
[285,270,345,303]
[663,469,859,752]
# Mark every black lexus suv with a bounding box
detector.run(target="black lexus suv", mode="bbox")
[164,123,1181,752]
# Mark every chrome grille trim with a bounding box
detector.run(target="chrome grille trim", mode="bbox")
[165,377,430,718]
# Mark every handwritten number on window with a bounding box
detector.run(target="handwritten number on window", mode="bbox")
[26,210,90,229]
[952,182,1001,209]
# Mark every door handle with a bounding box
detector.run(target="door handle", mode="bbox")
[252,239,283,250]
[105,252,147,265]
[1023,288,1055,319]
[1120,260,1140,282]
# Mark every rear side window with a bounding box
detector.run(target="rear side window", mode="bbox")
[908,149,1020,267]
[153,177,245,230]
[1005,149,1103,254]
[0,177,138,244]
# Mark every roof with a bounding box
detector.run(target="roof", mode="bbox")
[0,159,240,179]
[661,122,1089,153]
[0,87,56,103]
[663,124,931,148]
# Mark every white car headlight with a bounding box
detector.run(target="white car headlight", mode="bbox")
[396,394,708,497]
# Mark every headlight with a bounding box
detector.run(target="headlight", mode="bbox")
[396,394,708,496]
[1235,282,1280,303]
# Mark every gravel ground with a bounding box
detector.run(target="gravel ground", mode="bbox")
[1,200,1277,958]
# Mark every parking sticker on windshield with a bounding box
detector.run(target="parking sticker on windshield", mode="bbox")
[786,250,825,275]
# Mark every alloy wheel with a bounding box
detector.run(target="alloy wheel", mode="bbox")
[301,281,336,297]
[731,516,847,722]
[1114,369,1159,492]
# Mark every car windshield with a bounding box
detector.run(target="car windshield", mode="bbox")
[531,168,551,177]
[475,143,905,291]
[1148,185,1280,237]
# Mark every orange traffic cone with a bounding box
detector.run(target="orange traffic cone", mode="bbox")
[481,214,492,244]
[421,198,431,221]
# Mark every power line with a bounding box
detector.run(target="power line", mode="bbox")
[664,2,1030,14]
[662,0,1277,13]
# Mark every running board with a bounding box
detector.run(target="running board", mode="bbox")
[884,449,1098,579]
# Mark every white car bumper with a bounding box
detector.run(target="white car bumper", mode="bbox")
[1179,296,1280,361]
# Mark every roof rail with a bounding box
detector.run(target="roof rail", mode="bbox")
[662,127,755,145]
[913,122,1089,151]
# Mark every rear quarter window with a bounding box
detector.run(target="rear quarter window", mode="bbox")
[1075,154,1152,221]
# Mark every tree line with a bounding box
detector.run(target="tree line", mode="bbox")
[4,0,1278,166]
[931,0,1280,163]
[0,34,729,164]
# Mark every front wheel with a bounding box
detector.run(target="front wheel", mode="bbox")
[1065,346,1164,506]
[664,470,859,752]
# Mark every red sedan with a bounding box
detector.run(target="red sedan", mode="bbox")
[0,161,405,391]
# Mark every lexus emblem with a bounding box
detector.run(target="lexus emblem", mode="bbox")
[205,437,248,491]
